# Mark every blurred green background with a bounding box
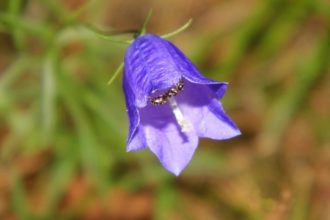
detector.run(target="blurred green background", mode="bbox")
[0,0,329,219]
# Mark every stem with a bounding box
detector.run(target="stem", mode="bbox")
[107,62,124,85]
[161,19,193,39]
[139,9,153,36]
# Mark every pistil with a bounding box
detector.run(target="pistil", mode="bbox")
[169,98,192,132]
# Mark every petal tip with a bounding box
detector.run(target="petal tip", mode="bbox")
[232,130,241,138]
[166,166,184,176]
[126,136,147,152]
[225,128,241,139]
[126,144,146,152]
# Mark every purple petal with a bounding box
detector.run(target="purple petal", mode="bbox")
[126,127,147,151]
[124,34,183,107]
[176,80,241,139]
[139,104,198,176]
[123,74,143,148]
[162,40,228,99]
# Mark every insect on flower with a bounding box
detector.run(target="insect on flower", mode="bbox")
[123,34,240,175]
[149,79,184,105]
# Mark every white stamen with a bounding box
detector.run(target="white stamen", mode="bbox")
[169,98,192,132]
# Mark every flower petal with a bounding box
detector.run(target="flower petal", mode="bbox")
[123,74,145,149]
[176,80,241,140]
[163,39,228,99]
[139,104,198,176]
[126,127,147,151]
[124,34,183,107]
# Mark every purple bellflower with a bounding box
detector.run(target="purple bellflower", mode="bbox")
[123,34,240,176]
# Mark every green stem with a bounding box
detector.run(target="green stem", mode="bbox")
[139,9,153,36]
[107,62,124,85]
[161,19,193,39]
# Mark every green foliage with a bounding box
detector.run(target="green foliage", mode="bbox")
[0,0,329,219]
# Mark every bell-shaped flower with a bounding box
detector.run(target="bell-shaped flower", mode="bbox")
[123,34,240,175]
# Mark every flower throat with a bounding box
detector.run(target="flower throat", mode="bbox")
[148,79,191,132]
